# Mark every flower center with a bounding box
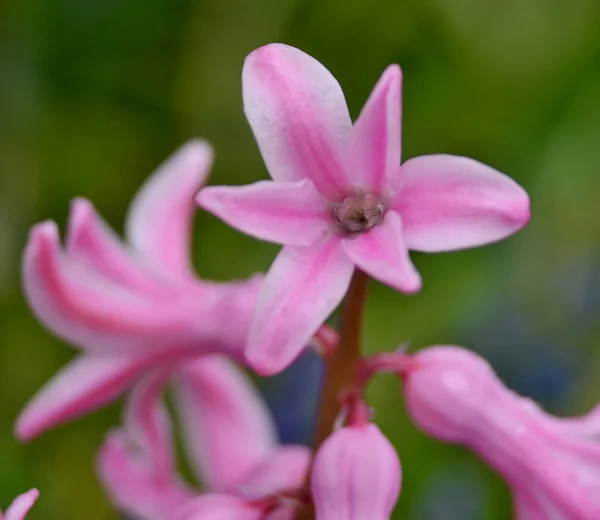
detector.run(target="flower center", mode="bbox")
[334,194,385,233]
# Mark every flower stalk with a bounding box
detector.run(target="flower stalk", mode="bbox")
[296,269,369,520]
[313,269,369,448]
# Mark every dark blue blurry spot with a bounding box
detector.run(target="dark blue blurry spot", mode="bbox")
[410,463,487,520]
[260,347,324,445]
[460,309,579,411]
[514,362,572,405]
[561,257,600,320]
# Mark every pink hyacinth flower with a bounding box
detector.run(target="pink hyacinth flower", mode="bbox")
[1,489,39,520]
[311,415,401,519]
[197,43,531,375]
[403,346,600,520]
[17,140,262,441]
[98,355,311,520]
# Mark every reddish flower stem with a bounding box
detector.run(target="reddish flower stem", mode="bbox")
[356,351,417,387]
[313,269,368,447]
[255,488,313,515]
[340,389,371,427]
[295,269,369,520]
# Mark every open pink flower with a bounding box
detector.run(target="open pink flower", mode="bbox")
[311,399,401,520]
[1,489,39,520]
[98,356,310,520]
[197,43,531,375]
[403,346,600,520]
[17,141,262,441]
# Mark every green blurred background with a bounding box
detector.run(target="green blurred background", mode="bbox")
[2,0,600,518]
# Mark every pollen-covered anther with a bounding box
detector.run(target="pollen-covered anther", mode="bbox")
[334,194,385,233]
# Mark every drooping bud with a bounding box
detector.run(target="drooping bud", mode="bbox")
[403,346,496,442]
[311,422,401,520]
[403,345,600,519]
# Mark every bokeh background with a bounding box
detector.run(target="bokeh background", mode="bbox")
[2,0,600,518]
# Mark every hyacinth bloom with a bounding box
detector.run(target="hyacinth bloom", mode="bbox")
[403,346,600,519]
[197,43,531,375]
[310,396,401,520]
[0,489,39,520]
[17,141,263,441]
[98,355,310,520]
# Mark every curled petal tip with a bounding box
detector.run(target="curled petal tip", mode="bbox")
[182,137,213,155]
[125,138,214,276]
[3,488,39,520]
[243,43,288,65]
[169,139,214,172]
[244,351,284,377]
[401,273,422,294]
[513,191,531,228]
[23,220,61,286]
[65,198,96,250]
[381,63,402,83]
[14,418,35,443]
[27,220,59,245]
[69,196,94,220]
[177,138,215,175]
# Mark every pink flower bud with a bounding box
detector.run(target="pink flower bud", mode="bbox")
[311,423,401,520]
[404,346,600,519]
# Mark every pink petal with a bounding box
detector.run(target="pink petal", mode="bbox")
[170,495,262,520]
[66,198,170,296]
[97,370,191,520]
[533,403,600,438]
[3,489,39,520]
[16,348,196,441]
[513,491,548,520]
[513,489,571,520]
[247,239,354,375]
[311,424,401,520]
[125,140,213,277]
[243,44,352,198]
[22,222,193,352]
[196,180,332,246]
[173,356,277,491]
[342,211,421,293]
[237,445,311,499]
[98,432,191,520]
[123,370,175,479]
[198,275,263,360]
[393,154,530,252]
[348,65,402,194]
